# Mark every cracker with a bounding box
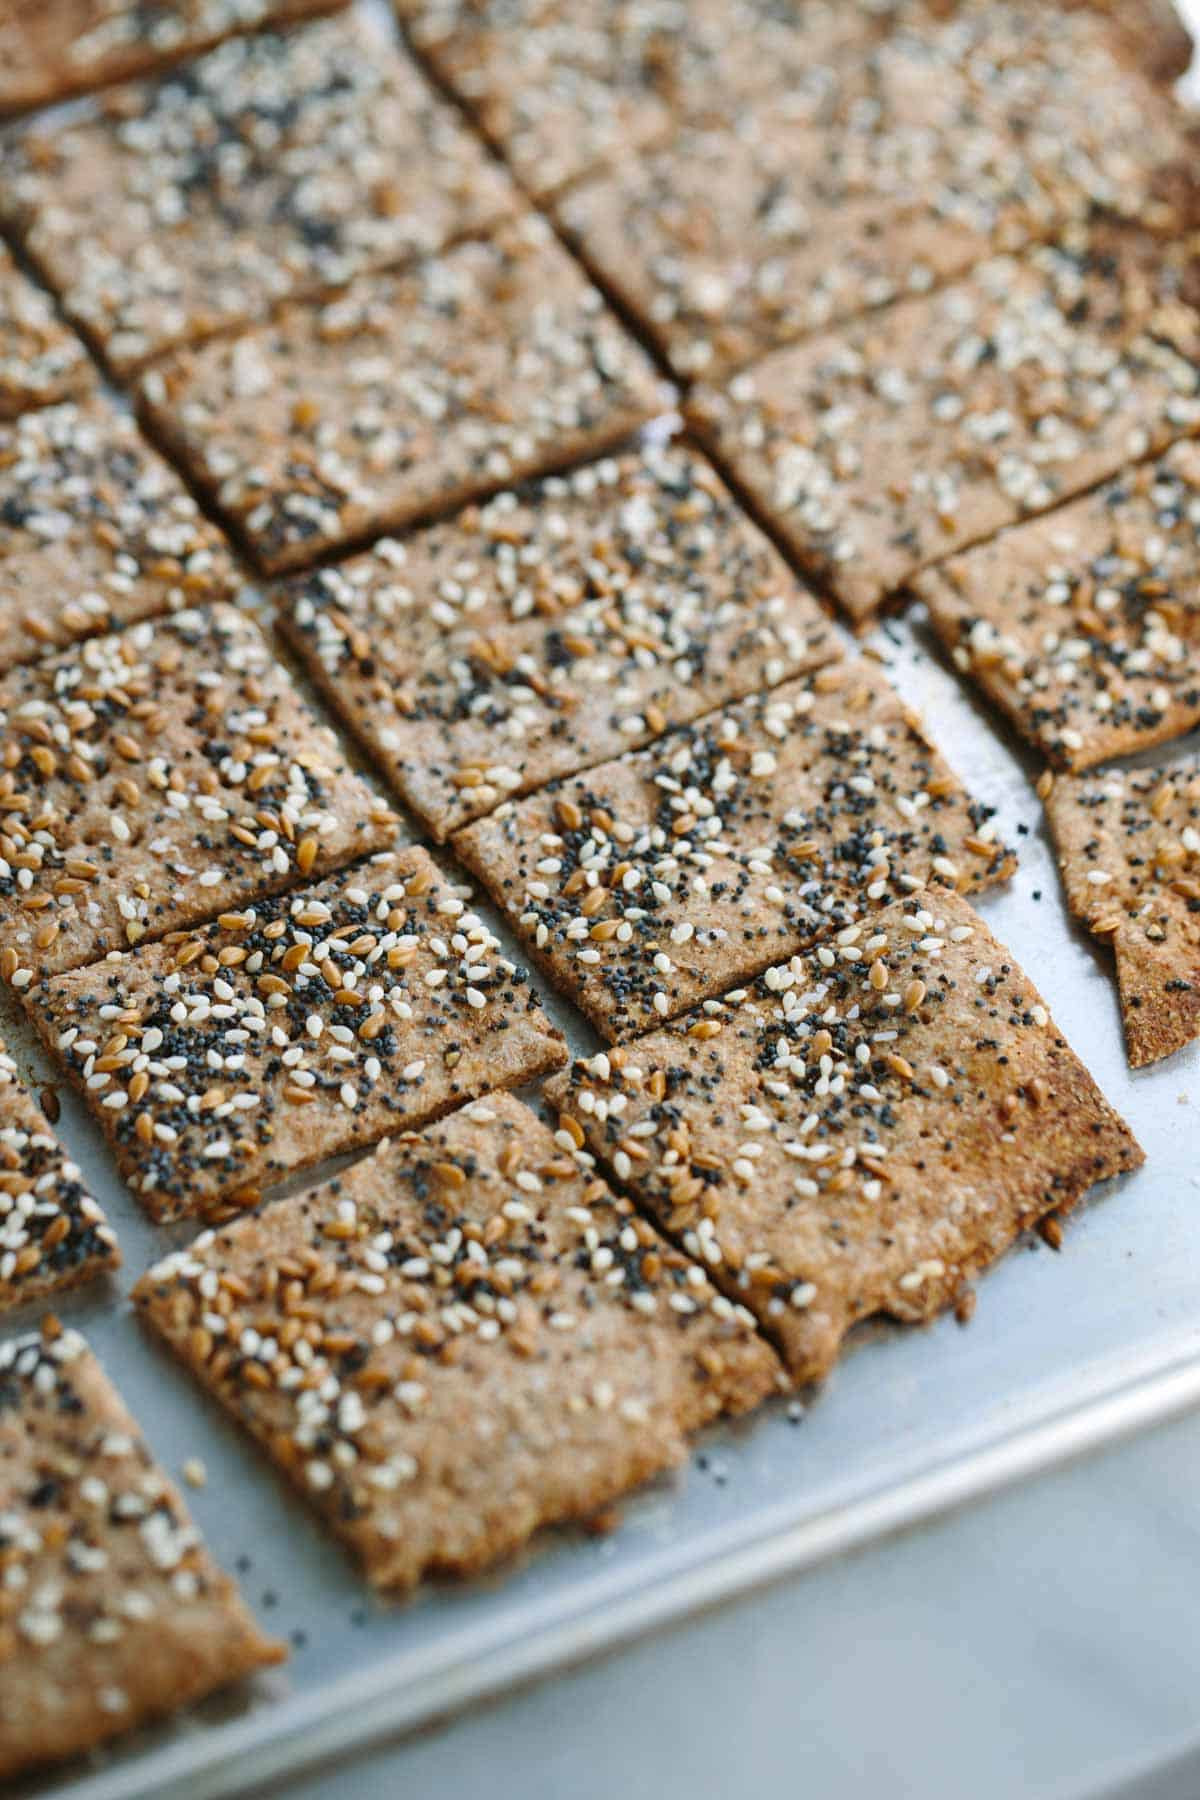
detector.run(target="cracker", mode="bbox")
[0,0,346,115]
[30,847,567,1221]
[0,1039,118,1310]
[557,8,1187,382]
[276,444,838,841]
[688,215,1200,621]
[0,603,395,984]
[0,14,518,375]
[134,1090,779,1589]
[1045,758,1200,1068]
[546,890,1141,1383]
[454,658,1015,1039]
[138,216,671,574]
[0,246,92,421]
[919,443,1200,769]
[0,396,237,674]
[0,1321,282,1781]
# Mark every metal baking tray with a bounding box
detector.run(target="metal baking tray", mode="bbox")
[8,5,1200,1795]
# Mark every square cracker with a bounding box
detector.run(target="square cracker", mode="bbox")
[1045,757,1200,1068]
[918,443,1200,770]
[276,443,838,841]
[134,1091,779,1591]
[688,214,1200,621]
[0,245,92,421]
[0,396,237,675]
[0,14,517,375]
[0,1322,282,1782]
[0,0,347,115]
[30,847,567,1221]
[556,7,1188,383]
[0,603,395,984]
[0,1037,118,1311]
[546,890,1142,1384]
[454,657,1014,1039]
[138,215,671,575]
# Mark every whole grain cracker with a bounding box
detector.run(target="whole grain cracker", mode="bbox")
[0,603,396,983]
[454,658,1014,1039]
[546,890,1141,1383]
[688,214,1200,621]
[0,396,237,675]
[0,13,518,375]
[0,1321,282,1782]
[0,0,347,115]
[31,847,567,1221]
[139,215,671,574]
[134,1091,779,1590]
[276,443,838,841]
[0,1040,118,1310]
[919,442,1200,769]
[1045,757,1200,1067]
[0,246,92,421]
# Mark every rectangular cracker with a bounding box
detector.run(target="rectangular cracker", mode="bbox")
[276,443,839,841]
[0,396,237,674]
[1045,758,1200,1068]
[918,443,1200,769]
[0,603,396,984]
[134,1091,779,1591]
[546,890,1142,1384]
[0,1321,282,1782]
[0,1038,118,1310]
[688,214,1200,621]
[0,0,347,115]
[557,7,1188,382]
[0,245,92,420]
[454,657,1015,1039]
[138,216,671,574]
[31,847,567,1221]
[0,13,518,375]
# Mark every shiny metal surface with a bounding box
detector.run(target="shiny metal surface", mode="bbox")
[8,7,1200,1795]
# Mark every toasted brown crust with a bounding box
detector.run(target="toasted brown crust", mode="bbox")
[546,891,1141,1384]
[30,847,567,1220]
[454,656,1014,1039]
[0,13,517,376]
[688,215,1200,620]
[1067,0,1194,84]
[918,442,1200,770]
[0,246,92,421]
[0,0,348,116]
[0,1323,282,1781]
[1045,758,1200,1067]
[276,442,838,840]
[137,216,670,575]
[133,1092,780,1590]
[0,603,396,983]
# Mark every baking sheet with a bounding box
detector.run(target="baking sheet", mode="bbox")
[6,5,1200,1795]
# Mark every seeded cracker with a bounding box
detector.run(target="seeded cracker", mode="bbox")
[276,444,838,841]
[139,216,670,575]
[0,1038,118,1310]
[0,397,237,676]
[0,604,395,984]
[1045,758,1200,1068]
[454,658,1015,1039]
[0,245,92,422]
[688,213,1200,622]
[0,0,347,115]
[134,1091,778,1588]
[546,891,1141,1383]
[0,1322,282,1780]
[918,442,1200,769]
[31,848,567,1221]
[0,14,517,375]
[556,8,1189,382]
